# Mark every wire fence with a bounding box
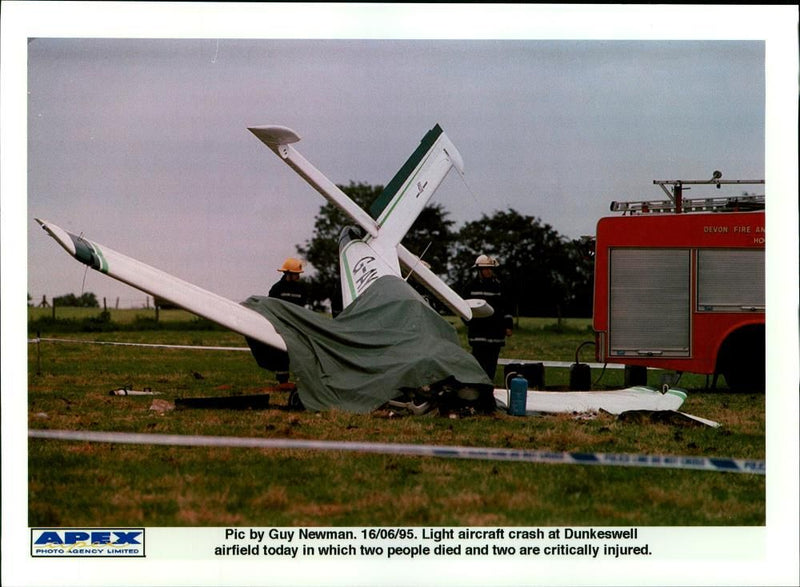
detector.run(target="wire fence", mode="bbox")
[28,293,157,311]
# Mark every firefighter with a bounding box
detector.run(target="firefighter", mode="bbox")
[267,257,308,385]
[269,257,308,307]
[464,254,513,382]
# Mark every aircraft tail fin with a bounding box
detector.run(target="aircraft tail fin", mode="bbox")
[248,125,379,238]
[249,123,477,318]
[368,124,464,247]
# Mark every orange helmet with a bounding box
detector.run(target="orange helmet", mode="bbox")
[278,257,304,274]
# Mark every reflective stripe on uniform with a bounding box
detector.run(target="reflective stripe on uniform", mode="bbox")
[469,337,506,344]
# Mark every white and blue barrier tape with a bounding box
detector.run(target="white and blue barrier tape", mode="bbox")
[29,429,764,475]
[29,336,250,352]
[29,338,620,367]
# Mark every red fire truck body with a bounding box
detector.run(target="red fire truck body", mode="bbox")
[592,198,765,390]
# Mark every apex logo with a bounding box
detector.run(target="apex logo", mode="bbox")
[34,530,141,545]
[31,528,145,557]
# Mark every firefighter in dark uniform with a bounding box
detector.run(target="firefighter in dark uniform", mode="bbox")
[269,257,308,308]
[464,254,513,382]
[267,257,308,385]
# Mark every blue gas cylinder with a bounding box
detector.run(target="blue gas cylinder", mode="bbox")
[508,375,528,416]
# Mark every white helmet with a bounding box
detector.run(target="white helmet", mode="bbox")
[474,254,499,268]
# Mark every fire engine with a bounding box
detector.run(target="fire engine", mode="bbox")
[592,173,765,391]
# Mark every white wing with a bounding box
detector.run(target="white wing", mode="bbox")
[36,219,287,351]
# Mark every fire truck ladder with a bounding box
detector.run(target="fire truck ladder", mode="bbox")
[610,172,764,214]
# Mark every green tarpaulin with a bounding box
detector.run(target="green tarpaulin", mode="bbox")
[242,276,492,412]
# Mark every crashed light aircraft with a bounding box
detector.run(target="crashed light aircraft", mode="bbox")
[37,124,497,413]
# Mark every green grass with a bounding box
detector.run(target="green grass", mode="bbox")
[27,314,765,527]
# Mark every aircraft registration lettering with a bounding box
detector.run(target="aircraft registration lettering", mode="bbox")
[353,256,379,291]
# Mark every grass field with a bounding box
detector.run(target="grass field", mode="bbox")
[27,312,765,527]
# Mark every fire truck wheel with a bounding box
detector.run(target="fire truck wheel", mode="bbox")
[722,364,764,392]
[718,324,765,392]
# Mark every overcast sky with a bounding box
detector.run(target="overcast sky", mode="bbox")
[12,6,787,307]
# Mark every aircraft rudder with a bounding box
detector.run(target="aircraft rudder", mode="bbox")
[369,125,464,248]
[369,124,444,219]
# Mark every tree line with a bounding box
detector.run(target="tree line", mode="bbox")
[296,182,595,318]
[28,292,100,308]
[30,182,596,319]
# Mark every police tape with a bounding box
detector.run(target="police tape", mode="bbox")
[28,339,616,368]
[29,337,250,352]
[29,429,765,475]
